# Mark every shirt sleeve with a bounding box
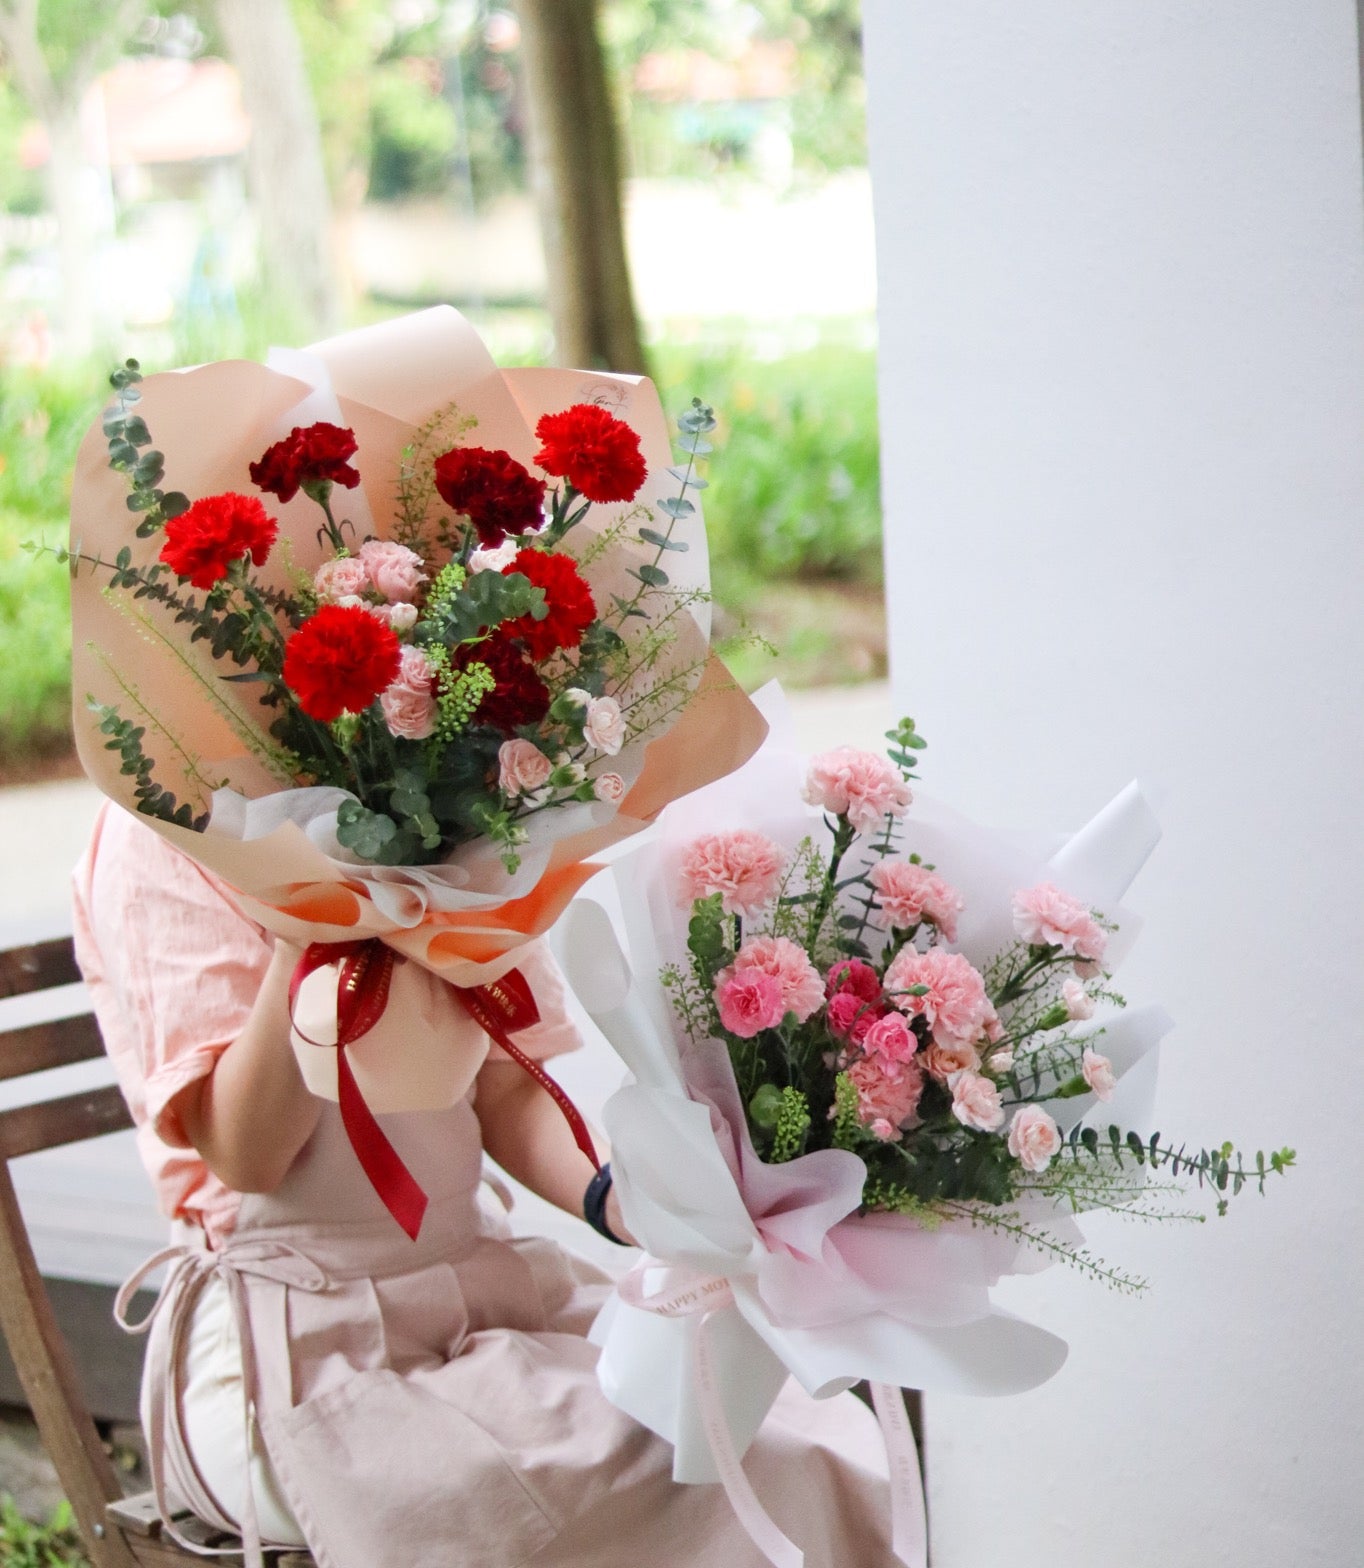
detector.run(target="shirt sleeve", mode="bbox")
[73,802,272,1149]
[483,939,584,1064]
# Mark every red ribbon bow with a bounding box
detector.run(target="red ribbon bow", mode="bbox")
[289,940,599,1240]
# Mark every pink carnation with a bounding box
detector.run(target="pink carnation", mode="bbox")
[715,969,785,1039]
[846,1056,924,1139]
[1081,1046,1116,1101]
[729,936,824,1023]
[1011,882,1108,964]
[379,644,438,740]
[1007,1105,1062,1172]
[868,861,964,941]
[883,946,994,1051]
[498,738,552,798]
[861,1011,918,1070]
[678,830,786,919]
[921,1038,980,1082]
[1062,978,1096,1020]
[802,747,912,834]
[314,554,369,603]
[949,1070,1005,1132]
[358,539,427,604]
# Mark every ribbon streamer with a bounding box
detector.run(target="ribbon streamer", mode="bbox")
[291,941,600,1239]
[617,1261,926,1568]
[452,966,600,1171]
[291,941,429,1240]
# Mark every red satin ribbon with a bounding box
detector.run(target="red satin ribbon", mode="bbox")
[289,941,600,1241]
[290,941,428,1241]
[451,966,600,1172]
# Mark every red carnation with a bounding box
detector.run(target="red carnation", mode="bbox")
[500,547,596,661]
[458,632,550,735]
[159,491,278,590]
[533,403,647,504]
[282,604,402,723]
[432,446,546,548]
[249,422,361,504]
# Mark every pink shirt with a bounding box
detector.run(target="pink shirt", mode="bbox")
[72,801,582,1247]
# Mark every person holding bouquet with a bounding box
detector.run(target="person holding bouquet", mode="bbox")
[63,313,898,1568]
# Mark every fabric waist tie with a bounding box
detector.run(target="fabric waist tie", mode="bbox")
[115,1237,329,1568]
[617,1260,927,1568]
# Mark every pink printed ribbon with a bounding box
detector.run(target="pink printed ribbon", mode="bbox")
[617,1261,926,1568]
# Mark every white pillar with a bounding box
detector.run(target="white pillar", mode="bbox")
[863,4,1364,1562]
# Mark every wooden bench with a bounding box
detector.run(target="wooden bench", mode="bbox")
[0,931,313,1567]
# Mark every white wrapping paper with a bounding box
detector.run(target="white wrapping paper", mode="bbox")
[554,687,1172,1482]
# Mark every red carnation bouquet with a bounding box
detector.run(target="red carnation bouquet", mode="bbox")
[65,308,764,1235]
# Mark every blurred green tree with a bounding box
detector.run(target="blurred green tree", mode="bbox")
[0,0,149,357]
[214,0,341,336]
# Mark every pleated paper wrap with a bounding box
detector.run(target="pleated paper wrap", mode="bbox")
[69,308,766,1110]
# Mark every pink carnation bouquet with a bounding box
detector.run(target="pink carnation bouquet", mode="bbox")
[556,689,1292,1568]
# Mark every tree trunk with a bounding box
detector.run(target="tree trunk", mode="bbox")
[514,0,646,374]
[39,94,97,358]
[215,0,340,340]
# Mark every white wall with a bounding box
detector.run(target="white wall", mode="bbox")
[863,4,1364,1564]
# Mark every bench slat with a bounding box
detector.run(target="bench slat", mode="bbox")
[0,1086,133,1160]
[0,1015,107,1080]
[0,937,83,998]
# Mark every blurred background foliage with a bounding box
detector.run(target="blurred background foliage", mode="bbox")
[0,0,882,777]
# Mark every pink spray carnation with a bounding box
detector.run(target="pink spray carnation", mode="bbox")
[314,554,370,603]
[802,748,912,834]
[1011,882,1108,964]
[1007,1105,1062,1172]
[921,1038,981,1082]
[730,936,825,1023]
[715,969,785,1039]
[846,1056,924,1140]
[883,946,994,1051]
[498,738,553,798]
[868,861,964,941]
[1062,978,1096,1020]
[379,644,438,740]
[678,830,786,919]
[1081,1046,1116,1101]
[949,1070,1005,1132]
[358,539,427,604]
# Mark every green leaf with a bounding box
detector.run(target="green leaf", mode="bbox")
[638,525,688,552]
[161,491,191,519]
[126,492,156,512]
[632,563,668,588]
[656,496,695,519]
[610,593,647,619]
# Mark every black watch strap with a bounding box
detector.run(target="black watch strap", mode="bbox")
[583,1161,629,1246]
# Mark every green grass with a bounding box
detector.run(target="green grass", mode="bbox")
[0,319,883,769]
[0,1495,89,1567]
[0,367,99,766]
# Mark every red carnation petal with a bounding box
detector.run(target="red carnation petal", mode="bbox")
[532,403,648,504]
[499,547,596,660]
[283,604,402,723]
[159,492,278,590]
[433,446,546,547]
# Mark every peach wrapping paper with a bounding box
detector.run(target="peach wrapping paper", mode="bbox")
[69,308,766,1110]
